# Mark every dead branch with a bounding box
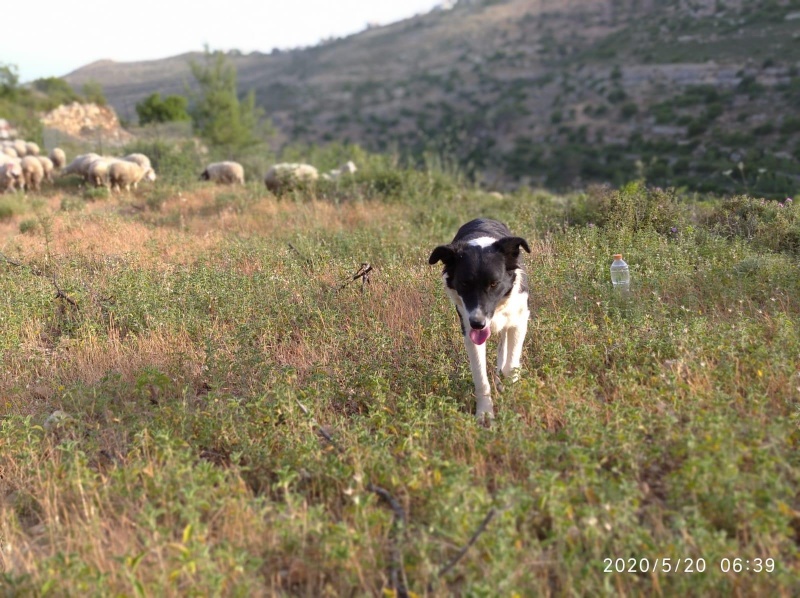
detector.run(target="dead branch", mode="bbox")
[338,262,374,293]
[287,242,313,271]
[296,398,408,596]
[0,252,23,268]
[52,273,79,310]
[436,508,496,581]
[2,253,79,309]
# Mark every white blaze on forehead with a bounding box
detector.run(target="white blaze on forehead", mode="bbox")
[467,236,497,248]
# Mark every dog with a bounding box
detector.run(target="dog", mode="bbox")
[429,218,531,419]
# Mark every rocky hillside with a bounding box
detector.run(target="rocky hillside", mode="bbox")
[65,0,800,196]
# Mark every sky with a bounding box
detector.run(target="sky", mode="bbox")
[2,0,446,83]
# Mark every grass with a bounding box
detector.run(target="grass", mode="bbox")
[0,173,799,596]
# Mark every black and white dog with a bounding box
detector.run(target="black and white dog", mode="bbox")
[429,218,531,419]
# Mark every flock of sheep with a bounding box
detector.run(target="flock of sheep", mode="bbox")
[204,159,358,191]
[0,140,65,193]
[0,139,358,195]
[61,153,157,192]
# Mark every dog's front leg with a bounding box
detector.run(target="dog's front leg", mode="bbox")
[501,318,528,381]
[496,330,508,378]
[464,336,493,418]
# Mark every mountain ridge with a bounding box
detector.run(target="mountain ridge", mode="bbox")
[64,0,800,195]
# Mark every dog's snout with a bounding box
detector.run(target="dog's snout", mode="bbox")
[469,318,486,330]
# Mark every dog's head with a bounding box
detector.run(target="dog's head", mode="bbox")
[429,236,530,344]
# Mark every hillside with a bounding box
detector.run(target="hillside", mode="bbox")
[65,0,800,195]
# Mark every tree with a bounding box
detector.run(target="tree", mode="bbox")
[188,48,271,152]
[32,77,81,108]
[0,63,19,99]
[82,80,107,106]
[136,92,191,125]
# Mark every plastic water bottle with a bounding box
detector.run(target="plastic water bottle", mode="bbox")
[610,254,630,289]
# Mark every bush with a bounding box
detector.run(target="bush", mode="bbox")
[703,195,799,254]
[136,93,191,126]
[0,195,26,220]
[583,181,687,234]
[620,102,638,119]
[122,140,205,184]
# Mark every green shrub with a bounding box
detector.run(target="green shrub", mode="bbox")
[122,140,205,184]
[82,187,109,202]
[19,218,38,234]
[702,195,799,254]
[620,102,638,119]
[0,195,26,220]
[584,180,687,234]
[60,197,85,212]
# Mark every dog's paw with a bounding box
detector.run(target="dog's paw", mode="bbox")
[499,367,522,384]
[475,397,494,422]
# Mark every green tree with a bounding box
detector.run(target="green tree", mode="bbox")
[32,77,81,108]
[0,63,19,99]
[82,80,107,106]
[188,48,270,152]
[136,92,191,125]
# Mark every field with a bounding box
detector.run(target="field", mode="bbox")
[1,166,799,596]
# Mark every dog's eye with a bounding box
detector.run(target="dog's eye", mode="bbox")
[489,281,499,289]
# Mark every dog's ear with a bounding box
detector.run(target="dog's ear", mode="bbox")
[495,236,530,257]
[429,244,457,266]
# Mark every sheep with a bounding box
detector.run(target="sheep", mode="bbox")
[12,140,27,157]
[108,160,156,192]
[0,160,24,193]
[49,147,66,170]
[86,157,120,188]
[321,160,357,181]
[199,161,245,185]
[20,156,45,192]
[264,163,318,192]
[123,153,152,171]
[2,146,18,158]
[25,142,40,156]
[62,153,100,180]
[36,156,55,183]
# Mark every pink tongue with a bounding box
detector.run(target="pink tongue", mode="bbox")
[469,327,490,345]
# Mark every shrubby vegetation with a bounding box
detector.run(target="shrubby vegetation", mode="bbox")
[135,93,191,126]
[0,155,798,594]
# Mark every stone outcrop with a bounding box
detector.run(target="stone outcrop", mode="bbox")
[40,102,133,145]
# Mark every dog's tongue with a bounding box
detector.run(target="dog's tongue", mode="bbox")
[469,327,491,345]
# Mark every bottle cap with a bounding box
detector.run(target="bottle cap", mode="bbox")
[613,254,623,259]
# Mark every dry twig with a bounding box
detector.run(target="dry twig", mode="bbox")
[1,252,79,309]
[338,262,373,293]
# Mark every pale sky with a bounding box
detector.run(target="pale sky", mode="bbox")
[2,0,446,82]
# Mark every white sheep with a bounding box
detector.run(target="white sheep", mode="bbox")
[36,156,55,183]
[0,159,24,193]
[123,153,152,171]
[62,153,100,180]
[25,142,40,156]
[264,163,319,192]
[20,156,44,192]
[108,160,156,192]
[321,160,358,181]
[2,146,18,158]
[199,161,245,185]
[12,140,27,157]
[86,157,120,188]
[49,147,66,170]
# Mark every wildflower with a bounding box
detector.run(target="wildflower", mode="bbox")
[587,222,595,228]
[670,226,678,234]
[786,198,793,204]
